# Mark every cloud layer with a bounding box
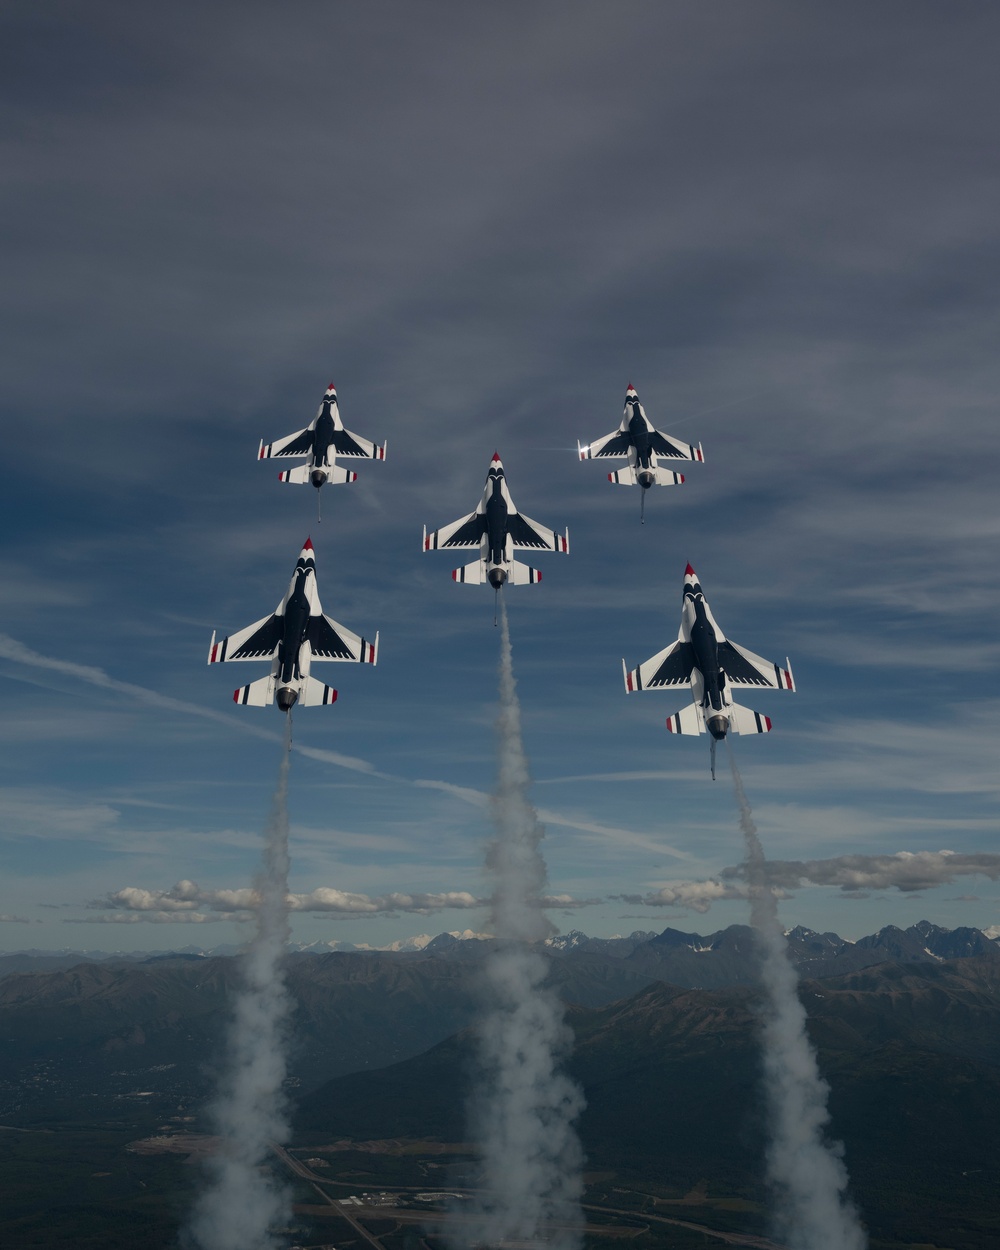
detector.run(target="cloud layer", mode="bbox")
[625,851,1000,909]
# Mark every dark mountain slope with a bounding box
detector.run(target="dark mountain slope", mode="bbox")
[296,958,1000,1249]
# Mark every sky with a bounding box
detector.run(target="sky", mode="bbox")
[2,1,999,951]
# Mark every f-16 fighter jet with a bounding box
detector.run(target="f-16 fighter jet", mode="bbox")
[623,564,794,778]
[258,383,386,518]
[208,538,378,711]
[423,453,569,620]
[578,384,704,522]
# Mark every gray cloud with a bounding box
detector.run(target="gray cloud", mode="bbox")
[622,851,1000,910]
[724,850,1000,894]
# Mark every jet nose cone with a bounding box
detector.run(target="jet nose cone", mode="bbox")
[276,687,299,712]
[487,568,507,589]
[706,715,728,740]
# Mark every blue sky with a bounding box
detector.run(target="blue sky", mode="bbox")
[2,1,998,950]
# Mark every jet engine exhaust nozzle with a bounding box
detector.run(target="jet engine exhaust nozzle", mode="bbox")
[276,686,299,712]
[637,470,654,489]
[706,715,729,740]
[310,470,328,489]
[488,568,507,590]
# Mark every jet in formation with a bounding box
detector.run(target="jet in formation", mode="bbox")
[258,383,386,518]
[423,453,569,619]
[623,564,795,778]
[579,384,705,522]
[208,538,378,711]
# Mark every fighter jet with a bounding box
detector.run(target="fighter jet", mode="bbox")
[623,564,794,778]
[258,383,386,518]
[208,538,378,711]
[422,453,569,618]
[578,384,704,522]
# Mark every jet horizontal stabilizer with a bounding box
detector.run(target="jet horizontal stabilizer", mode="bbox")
[452,560,486,584]
[278,465,357,485]
[608,466,685,486]
[728,703,774,736]
[665,703,705,735]
[508,559,542,585]
[299,676,339,707]
[233,675,276,707]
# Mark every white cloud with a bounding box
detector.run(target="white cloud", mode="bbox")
[617,879,749,912]
[67,911,220,925]
[87,879,601,919]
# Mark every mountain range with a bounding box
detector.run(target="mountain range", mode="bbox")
[2,919,998,1114]
[2,919,1000,1247]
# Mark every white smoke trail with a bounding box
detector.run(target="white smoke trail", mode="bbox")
[186,720,294,1250]
[729,748,866,1250]
[458,602,585,1250]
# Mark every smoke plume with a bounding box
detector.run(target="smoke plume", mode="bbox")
[185,721,294,1250]
[457,602,585,1250]
[729,747,866,1250]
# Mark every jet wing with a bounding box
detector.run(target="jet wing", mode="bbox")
[718,641,795,691]
[307,615,378,664]
[330,427,386,459]
[508,512,569,552]
[623,641,696,691]
[423,511,486,550]
[579,429,631,459]
[648,429,704,461]
[259,427,315,459]
[208,614,283,663]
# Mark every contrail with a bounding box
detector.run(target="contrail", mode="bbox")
[185,720,294,1250]
[0,632,379,776]
[456,601,584,1250]
[729,747,866,1250]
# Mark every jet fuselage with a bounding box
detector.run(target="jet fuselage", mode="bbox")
[278,570,313,684]
[627,407,655,485]
[484,471,509,587]
[307,404,338,487]
[687,595,728,737]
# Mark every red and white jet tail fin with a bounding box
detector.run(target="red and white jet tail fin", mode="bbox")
[508,560,542,585]
[729,703,773,736]
[299,676,339,707]
[233,675,276,707]
[666,703,705,735]
[608,466,637,485]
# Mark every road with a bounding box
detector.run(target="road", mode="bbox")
[270,1144,787,1250]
